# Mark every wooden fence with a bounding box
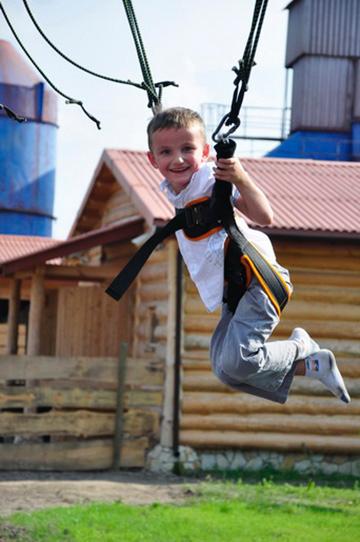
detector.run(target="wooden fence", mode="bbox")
[0,350,164,470]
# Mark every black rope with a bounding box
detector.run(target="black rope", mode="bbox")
[122,0,164,114]
[0,2,101,129]
[212,0,268,141]
[0,103,26,122]
[21,0,146,92]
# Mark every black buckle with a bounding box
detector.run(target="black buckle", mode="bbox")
[183,203,207,228]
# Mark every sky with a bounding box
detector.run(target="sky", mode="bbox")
[1,0,290,239]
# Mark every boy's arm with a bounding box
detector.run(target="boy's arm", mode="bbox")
[213,157,273,226]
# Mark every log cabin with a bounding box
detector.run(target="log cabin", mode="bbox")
[0,150,359,473]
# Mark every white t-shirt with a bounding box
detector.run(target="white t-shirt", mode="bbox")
[160,163,277,312]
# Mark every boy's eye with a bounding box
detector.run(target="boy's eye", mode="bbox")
[183,146,195,152]
[160,149,171,155]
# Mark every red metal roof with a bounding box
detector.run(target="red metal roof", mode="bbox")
[99,150,360,236]
[0,235,60,264]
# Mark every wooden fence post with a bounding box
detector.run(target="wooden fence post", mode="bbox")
[112,342,128,469]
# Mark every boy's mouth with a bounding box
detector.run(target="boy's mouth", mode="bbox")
[169,165,190,173]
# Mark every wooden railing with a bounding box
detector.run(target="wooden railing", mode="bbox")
[0,351,164,470]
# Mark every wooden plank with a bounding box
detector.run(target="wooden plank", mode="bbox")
[180,430,360,454]
[0,410,115,437]
[0,356,163,385]
[0,409,159,439]
[0,385,162,410]
[180,413,359,435]
[0,386,117,409]
[0,437,148,470]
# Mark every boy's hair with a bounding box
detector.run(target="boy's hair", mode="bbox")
[147,107,206,150]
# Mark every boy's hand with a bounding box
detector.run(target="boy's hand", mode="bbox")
[213,157,248,186]
[214,157,273,226]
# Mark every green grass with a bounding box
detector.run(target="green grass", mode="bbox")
[1,480,359,542]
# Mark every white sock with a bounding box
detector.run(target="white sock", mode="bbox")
[305,349,351,404]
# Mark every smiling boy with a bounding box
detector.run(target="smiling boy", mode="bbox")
[147,107,350,404]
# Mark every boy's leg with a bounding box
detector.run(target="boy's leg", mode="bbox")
[211,278,319,403]
[211,280,350,404]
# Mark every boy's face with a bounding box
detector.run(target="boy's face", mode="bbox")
[147,124,210,194]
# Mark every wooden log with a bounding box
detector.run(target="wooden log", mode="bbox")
[180,430,360,454]
[0,437,148,470]
[180,413,359,435]
[139,263,168,283]
[182,372,360,397]
[185,334,211,350]
[278,254,360,272]
[184,316,219,334]
[284,300,360,322]
[138,283,169,302]
[290,269,360,288]
[276,319,360,340]
[182,392,360,415]
[291,285,360,305]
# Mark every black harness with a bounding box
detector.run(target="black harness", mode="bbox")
[105,140,290,315]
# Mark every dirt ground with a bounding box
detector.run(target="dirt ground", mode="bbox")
[0,471,198,517]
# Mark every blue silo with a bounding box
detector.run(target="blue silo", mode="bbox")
[0,39,57,236]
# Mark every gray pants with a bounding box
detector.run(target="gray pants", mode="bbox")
[210,271,298,404]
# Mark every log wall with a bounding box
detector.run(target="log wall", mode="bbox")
[180,239,360,454]
[0,354,163,470]
[101,188,140,228]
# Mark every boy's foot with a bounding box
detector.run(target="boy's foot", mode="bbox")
[289,327,320,359]
[305,349,351,404]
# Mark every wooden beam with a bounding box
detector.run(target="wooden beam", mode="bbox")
[6,278,21,354]
[27,268,45,355]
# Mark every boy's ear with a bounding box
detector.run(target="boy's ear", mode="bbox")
[202,143,210,161]
[147,151,158,169]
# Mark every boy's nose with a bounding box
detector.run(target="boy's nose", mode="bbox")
[173,154,185,164]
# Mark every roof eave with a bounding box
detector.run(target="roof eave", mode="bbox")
[262,227,360,241]
[1,217,144,275]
